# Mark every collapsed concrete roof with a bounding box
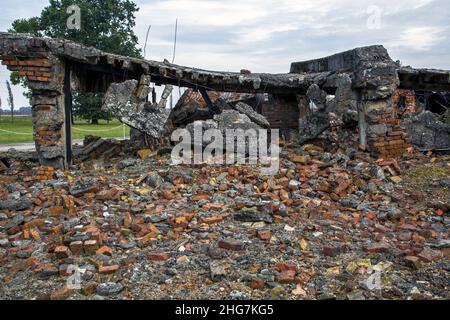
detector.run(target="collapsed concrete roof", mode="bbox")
[2,32,449,95]
[0,32,331,95]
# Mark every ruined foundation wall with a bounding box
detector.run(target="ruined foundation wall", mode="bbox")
[1,37,66,169]
[261,95,300,129]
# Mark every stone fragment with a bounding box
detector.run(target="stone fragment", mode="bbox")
[96,282,124,296]
[417,248,443,263]
[232,102,270,128]
[83,240,99,255]
[69,241,83,256]
[0,199,33,211]
[277,270,296,284]
[210,261,227,282]
[404,256,422,269]
[137,149,153,159]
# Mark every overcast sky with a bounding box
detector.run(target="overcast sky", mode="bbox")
[1,0,449,109]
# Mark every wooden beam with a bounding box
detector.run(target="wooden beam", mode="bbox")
[64,61,73,167]
[199,87,221,114]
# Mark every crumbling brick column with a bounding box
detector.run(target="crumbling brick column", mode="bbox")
[348,46,407,158]
[363,89,416,158]
[362,98,409,158]
[31,87,66,168]
[1,36,67,169]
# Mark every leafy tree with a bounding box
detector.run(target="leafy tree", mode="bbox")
[9,0,142,124]
[72,92,112,125]
[6,81,15,122]
[10,17,43,36]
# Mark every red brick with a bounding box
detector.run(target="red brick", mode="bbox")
[334,179,353,194]
[54,246,70,259]
[218,239,245,251]
[83,240,99,255]
[199,215,224,225]
[69,241,83,256]
[148,252,170,261]
[389,140,404,146]
[276,262,297,272]
[250,278,265,289]
[364,242,391,253]
[277,270,296,284]
[48,206,65,216]
[323,245,346,257]
[96,246,113,256]
[388,131,405,137]
[256,230,272,241]
[418,248,443,263]
[99,265,119,274]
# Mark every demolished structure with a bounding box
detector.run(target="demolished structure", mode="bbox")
[1,32,450,169]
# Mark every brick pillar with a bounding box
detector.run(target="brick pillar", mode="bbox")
[1,37,67,169]
[31,89,66,168]
[363,89,413,158]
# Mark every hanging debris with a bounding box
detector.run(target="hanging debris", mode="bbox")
[102,76,173,139]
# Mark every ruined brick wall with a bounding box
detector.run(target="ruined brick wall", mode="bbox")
[1,36,66,169]
[366,89,417,158]
[261,95,300,129]
[1,38,53,82]
[392,89,417,114]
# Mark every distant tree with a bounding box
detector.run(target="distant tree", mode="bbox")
[6,81,15,122]
[9,0,142,124]
[72,92,112,125]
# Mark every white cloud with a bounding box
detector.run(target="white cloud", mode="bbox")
[137,0,269,27]
[386,26,445,51]
[233,24,299,43]
[0,0,449,109]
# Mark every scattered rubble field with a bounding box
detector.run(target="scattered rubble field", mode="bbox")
[0,137,449,300]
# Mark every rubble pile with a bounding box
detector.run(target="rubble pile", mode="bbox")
[403,111,450,151]
[0,133,448,300]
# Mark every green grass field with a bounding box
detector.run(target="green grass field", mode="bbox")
[0,115,130,145]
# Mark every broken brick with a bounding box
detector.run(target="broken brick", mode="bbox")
[277,270,296,284]
[250,278,265,289]
[148,252,170,261]
[83,240,99,255]
[99,265,119,274]
[364,243,391,254]
[275,262,297,272]
[417,248,443,263]
[69,241,83,256]
[50,286,71,300]
[54,246,70,259]
[96,246,113,256]
[218,239,245,251]
[256,230,272,241]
